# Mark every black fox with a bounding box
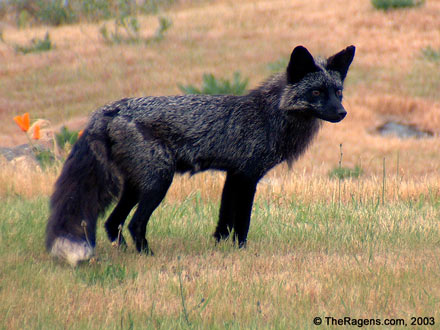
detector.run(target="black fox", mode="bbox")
[46,45,355,265]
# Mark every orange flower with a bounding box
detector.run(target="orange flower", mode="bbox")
[32,124,41,140]
[13,113,30,132]
[78,130,84,137]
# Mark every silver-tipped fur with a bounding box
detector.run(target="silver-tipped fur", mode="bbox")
[45,45,355,260]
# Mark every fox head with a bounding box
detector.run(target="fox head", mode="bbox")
[279,45,355,123]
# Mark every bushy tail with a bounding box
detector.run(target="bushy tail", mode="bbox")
[46,130,120,266]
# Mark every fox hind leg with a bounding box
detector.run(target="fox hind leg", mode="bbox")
[128,174,173,255]
[108,119,175,254]
[105,182,139,247]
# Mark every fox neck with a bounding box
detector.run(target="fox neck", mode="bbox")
[281,112,321,167]
[249,73,322,167]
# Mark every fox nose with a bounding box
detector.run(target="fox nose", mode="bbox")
[338,109,347,120]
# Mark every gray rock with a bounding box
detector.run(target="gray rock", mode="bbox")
[0,144,36,161]
[377,121,433,139]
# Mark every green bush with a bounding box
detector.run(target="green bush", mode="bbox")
[55,126,80,150]
[100,15,141,44]
[36,0,77,25]
[34,148,56,169]
[153,15,172,41]
[371,0,424,10]
[178,72,249,96]
[422,46,440,62]
[17,9,32,28]
[14,32,53,54]
[80,0,112,21]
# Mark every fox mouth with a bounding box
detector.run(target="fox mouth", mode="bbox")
[285,109,347,123]
[321,111,347,123]
[312,108,347,123]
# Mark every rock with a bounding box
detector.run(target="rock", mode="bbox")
[376,121,433,139]
[0,144,49,169]
[0,144,36,161]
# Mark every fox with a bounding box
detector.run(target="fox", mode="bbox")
[46,45,355,266]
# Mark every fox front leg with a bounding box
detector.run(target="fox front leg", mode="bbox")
[214,173,257,248]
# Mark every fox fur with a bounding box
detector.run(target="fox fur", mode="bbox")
[46,45,355,265]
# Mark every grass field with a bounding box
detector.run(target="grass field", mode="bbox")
[1,183,440,328]
[1,0,440,328]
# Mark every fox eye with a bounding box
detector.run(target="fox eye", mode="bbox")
[312,90,320,97]
[336,90,343,97]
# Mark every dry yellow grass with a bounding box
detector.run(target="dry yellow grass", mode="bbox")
[1,157,438,206]
[0,158,58,197]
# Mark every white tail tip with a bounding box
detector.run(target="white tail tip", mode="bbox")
[50,237,94,267]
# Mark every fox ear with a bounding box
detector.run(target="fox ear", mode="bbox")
[326,45,356,81]
[286,46,318,84]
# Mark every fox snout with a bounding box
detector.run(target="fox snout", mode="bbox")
[316,105,347,123]
[336,107,347,121]
[312,96,347,123]
[325,106,347,123]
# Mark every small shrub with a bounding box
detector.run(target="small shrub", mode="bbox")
[17,10,32,28]
[81,0,112,21]
[422,46,440,62]
[371,0,424,10]
[100,15,141,44]
[153,16,172,41]
[55,126,79,151]
[15,32,53,54]
[100,15,172,45]
[178,72,249,96]
[329,165,363,180]
[34,148,56,169]
[36,0,77,25]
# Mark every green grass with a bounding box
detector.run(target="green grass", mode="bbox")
[1,191,439,328]
[328,165,363,180]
